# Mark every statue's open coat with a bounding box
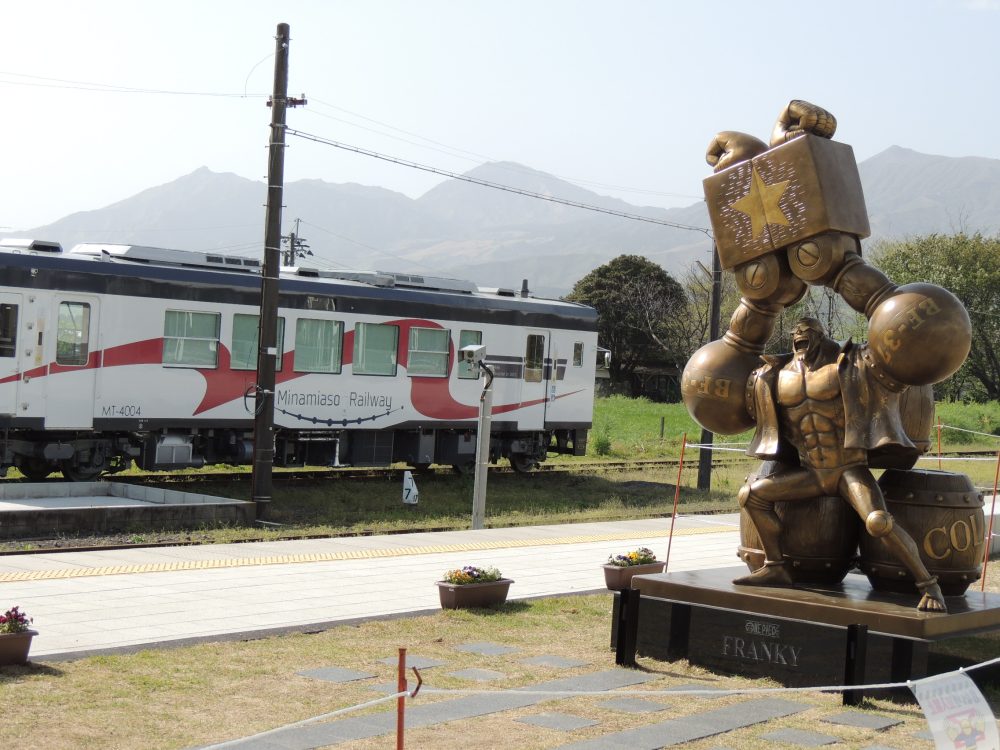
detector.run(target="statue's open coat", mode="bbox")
[746,341,916,467]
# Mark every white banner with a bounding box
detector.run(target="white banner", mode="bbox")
[912,671,999,750]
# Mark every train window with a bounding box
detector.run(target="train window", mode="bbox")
[407,327,449,377]
[524,334,545,383]
[573,342,584,367]
[457,330,482,379]
[55,302,91,366]
[353,322,398,376]
[0,304,17,358]
[232,314,285,371]
[294,318,343,373]
[163,310,220,368]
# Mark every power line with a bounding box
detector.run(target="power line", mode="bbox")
[308,97,702,202]
[297,219,442,273]
[0,71,265,98]
[3,68,703,204]
[286,128,712,236]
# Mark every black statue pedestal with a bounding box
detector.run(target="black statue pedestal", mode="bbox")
[611,567,1000,703]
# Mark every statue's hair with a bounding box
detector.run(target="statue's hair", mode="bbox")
[795,316,824,334]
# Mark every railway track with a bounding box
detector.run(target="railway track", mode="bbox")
[3,451,993,486]
[80,457,747,485]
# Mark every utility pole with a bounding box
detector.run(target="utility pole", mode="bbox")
[281,217,311,266]
[696,243,722,490]
[251,23,306,516]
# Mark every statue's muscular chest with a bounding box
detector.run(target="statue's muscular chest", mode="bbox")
[777,361,840,408]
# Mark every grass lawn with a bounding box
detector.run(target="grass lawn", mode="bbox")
[2,562,999,749]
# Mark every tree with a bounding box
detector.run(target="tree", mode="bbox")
[871,233,1000,401]
[566,255,686,389]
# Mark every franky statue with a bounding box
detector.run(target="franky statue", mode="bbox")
[681,101,972,612]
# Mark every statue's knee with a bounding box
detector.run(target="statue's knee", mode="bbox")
[737,483,752,508]
[865,510,894,538]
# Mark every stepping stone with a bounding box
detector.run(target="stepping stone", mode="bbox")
[517,712,599,731]
[523,655,588,668]
[761,728,839,747]
[823,710,902,731]
[447,668,506,682]
[860,746,901,750]
[913,730,934,741]
[296,666,376,684]
[377,655,445,669]
[454,641,518,655]
[598,698,667,714]
[557,698,809,749]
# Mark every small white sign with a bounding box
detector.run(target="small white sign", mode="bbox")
[911,671,999,750]
[402,470,419,505]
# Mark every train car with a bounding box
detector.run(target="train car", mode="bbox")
[0,239,599,480]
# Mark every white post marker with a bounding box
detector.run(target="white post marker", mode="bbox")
[402,470,419,505]
[911,671,999,749]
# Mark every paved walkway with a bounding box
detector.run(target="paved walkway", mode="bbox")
[0,514,741,659]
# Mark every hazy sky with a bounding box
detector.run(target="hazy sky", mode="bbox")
[3,0,997,232]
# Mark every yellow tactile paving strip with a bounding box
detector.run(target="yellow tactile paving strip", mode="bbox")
[0,525,731,583]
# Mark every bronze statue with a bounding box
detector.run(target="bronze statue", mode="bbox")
[738,316,945,611]
[682,100,973,612]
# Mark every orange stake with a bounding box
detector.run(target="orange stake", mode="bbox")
[396,647,407,750]
[664,433,687,573]
[981,449,1000,592]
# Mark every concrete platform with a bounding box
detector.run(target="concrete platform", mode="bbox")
[0,481,254,538]
[0,515,741,658]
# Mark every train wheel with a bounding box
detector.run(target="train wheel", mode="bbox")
[412,463,433,474]
[19,459,54,482]
[510,454,538,474]
[60,460,104,482]
[451,460,475,476]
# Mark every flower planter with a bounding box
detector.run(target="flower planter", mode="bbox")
[437,579,513,609]
[602,562,665,591]
[0,630,37,666]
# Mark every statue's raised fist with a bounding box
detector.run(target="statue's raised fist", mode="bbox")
[705,131,768,173]
[770,100,837,146]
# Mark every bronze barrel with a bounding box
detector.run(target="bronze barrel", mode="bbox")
[738,463,862,584]
[860,469,984,596]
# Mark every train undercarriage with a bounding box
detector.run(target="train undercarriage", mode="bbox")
[1,426,589,480]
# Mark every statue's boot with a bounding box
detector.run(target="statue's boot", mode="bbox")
[733,560,794,587]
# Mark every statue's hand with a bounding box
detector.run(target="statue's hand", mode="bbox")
[706,131,768,173]
[770,100,837,146]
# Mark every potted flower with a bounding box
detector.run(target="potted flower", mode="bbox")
[437,565,513,609]
[602,547,665,591]
[0,606,37,666]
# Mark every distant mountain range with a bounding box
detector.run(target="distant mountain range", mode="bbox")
[8,147,1000,297]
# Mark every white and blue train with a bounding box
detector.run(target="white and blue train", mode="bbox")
[0,239,599,479]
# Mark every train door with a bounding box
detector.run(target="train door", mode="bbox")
[0,294,21,416]
[44,296,100,429]
[521,329,550,429]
